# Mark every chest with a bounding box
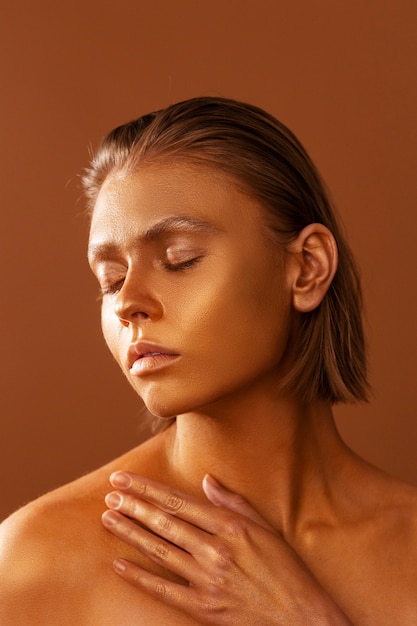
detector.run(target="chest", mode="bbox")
[86,570,199,626]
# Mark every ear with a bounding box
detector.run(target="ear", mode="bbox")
[287,224,338,313]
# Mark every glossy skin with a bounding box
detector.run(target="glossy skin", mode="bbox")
[89,163,295,419]
[1,163,417,624]
[101,472,354,625]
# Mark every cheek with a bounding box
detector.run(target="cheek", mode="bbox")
[178,261,291,360]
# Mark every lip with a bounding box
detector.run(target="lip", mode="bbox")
[127,341,180,376]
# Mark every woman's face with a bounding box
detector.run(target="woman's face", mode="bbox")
[88,162,295,418]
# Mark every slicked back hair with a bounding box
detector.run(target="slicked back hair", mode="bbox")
[83,96,369,405]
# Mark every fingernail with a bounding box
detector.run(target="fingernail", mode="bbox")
[202,474,225,506]
[102,510,119,527]
[105,492,122,509]
[110,471,131,489]
[113,559,126,574]
[204,474,221,488]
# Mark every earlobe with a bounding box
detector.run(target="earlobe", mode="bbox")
[287,224,338,313]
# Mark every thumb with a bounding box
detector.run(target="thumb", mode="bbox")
[202,474,275,532]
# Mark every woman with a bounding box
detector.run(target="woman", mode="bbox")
[1,97,416,625]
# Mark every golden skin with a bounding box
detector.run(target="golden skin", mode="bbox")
[1,162,417,624]
[91,163,417,621]
[89,163,296,420]
[88,163,343,531]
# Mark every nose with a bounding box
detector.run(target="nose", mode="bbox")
[113,271,163,326]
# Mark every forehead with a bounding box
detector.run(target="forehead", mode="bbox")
[89,162,267,247]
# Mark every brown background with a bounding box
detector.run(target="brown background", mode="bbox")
[1,0,416,521]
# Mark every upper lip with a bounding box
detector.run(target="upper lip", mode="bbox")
[127,341,179,370]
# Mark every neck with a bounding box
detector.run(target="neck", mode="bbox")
[163,390,349,535]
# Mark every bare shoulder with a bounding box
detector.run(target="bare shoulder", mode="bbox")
[299,459,417,624]
[374,472,417,558]
[364,465,417,539]
[0,482,99,624]
[341,458,417,564]
[354,470,417,622]
[0,431,173,625]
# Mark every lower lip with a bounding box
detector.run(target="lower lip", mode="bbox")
[129,354,180,376]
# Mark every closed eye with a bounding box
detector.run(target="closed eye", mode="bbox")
[97,278,125,300]
[163,257,203,272]
[96,257,203,300]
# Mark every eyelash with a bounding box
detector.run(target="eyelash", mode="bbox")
[97,257,203,299]
[163,256,202,272]
[98,279,125,300]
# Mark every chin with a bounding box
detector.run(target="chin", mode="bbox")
[132,372,270,419]
[145,405,178,419]
[140,392,183,419]
[139,387,214,419]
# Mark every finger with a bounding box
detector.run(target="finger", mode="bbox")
[104,491,211,555]
[104,492,238,572]
[111,559,222,624]
[202,474,276,532]
[101,509,202,583]
[109,472,237,535]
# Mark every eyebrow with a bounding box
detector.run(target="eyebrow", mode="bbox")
[88,215,219,263]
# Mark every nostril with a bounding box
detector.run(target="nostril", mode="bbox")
[117,310,151,327]
[132,311,150,320]
[114,284,162,324]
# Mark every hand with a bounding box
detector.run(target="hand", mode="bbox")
[102,472,352,625]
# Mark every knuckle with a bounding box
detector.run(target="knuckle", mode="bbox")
[123,521,138,541]
[152,541,170,561]
[200,596,227,619]
[207,574,227,594]
[208,540,234,569]
[155,582,169,597]
[230,493,247,508]
[164,491,185,512]
[156,513,173,533]
[134,481,148,498]
[223,515,248,541]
